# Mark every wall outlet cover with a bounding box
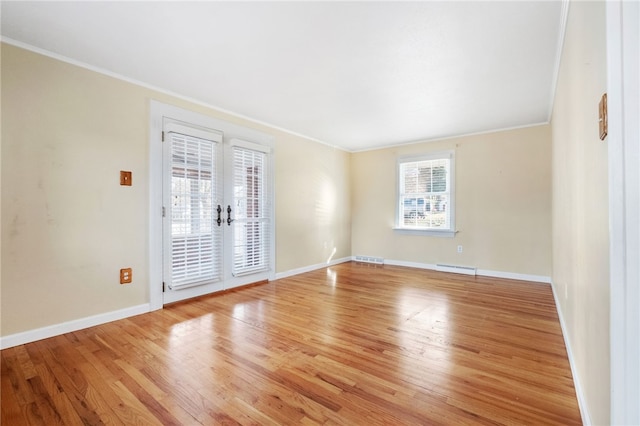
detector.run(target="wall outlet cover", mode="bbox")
[120,268,132,284]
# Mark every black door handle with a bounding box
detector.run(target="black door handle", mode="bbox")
[227,205,234,225]
[216,205,222,226]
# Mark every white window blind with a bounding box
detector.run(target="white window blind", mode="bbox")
[231,145,270,276]
[169,131,221,289]
[398,153,453,231]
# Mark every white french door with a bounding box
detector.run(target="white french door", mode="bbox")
[161,118,273,304]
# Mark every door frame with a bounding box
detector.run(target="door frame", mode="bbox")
[607,0,640,423]
[149,100,275,310]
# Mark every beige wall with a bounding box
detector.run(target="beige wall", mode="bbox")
[551,1,609,424]
[351,125,552,277]
[276,137,351,271]
[1,43,351,336]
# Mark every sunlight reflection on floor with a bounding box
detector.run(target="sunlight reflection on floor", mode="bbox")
[396,287,451,383]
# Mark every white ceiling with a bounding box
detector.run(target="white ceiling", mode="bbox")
[1,1,564,152]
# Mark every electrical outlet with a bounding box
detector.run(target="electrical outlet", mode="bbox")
[120,268,132,284]
[457,245,463,253]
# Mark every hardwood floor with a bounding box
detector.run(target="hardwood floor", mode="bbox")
[1,262,582,425]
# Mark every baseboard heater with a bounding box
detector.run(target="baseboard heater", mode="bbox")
[354,255,384,265]
[436,264,477,276]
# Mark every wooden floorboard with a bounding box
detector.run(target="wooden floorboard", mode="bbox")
[1,262,582,425]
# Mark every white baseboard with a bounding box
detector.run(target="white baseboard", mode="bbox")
[476,268,551,284]
[277,257,551,285]
[382,258,439,270]
[274,257,352,280]
[382,258,551,284]
[550,282,591,425]
[0,304,150,350]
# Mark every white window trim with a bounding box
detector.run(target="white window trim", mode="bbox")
[393,150,456,237]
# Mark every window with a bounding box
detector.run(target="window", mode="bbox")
[396,151,455,236]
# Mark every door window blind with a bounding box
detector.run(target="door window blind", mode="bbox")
[169,131,221,289]
[231,145,270,276]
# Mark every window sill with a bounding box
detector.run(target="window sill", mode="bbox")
[392,227,457,238]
